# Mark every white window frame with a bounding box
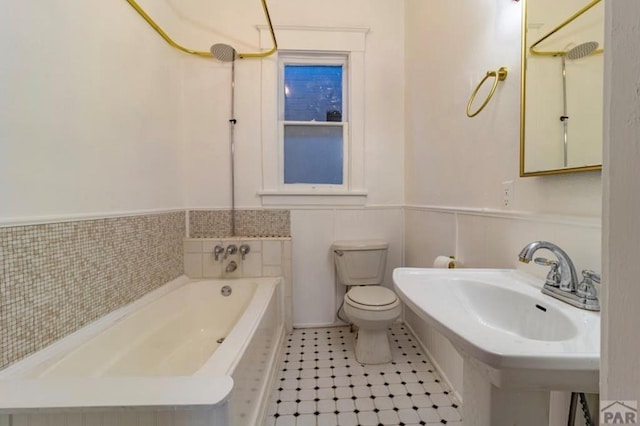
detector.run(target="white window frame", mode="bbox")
[279,54,348,191]
[258,26,369,206]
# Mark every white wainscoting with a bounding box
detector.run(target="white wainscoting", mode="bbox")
[403,205,601,425]
[290,206,405,327]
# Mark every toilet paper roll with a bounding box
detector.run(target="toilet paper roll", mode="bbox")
[433,256,463,269]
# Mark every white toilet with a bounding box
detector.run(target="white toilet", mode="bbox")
[332,240,401,364]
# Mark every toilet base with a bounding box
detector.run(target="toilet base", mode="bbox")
[354,328,392,364]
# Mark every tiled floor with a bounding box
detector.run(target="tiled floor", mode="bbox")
[264,324,462,426]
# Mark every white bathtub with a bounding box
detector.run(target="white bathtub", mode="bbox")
[0,276,285,426]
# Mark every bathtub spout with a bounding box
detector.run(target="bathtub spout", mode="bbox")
[225,260,238,273]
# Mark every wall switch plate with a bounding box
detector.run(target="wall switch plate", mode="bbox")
[502,180,514,208]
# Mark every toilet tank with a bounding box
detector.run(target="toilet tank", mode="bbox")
[332,240,388,286]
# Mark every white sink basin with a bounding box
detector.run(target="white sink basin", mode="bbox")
[393,268,600,391]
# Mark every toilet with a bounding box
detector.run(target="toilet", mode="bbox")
[332,240,401,364]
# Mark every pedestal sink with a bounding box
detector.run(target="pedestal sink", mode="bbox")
[393,268,600,426]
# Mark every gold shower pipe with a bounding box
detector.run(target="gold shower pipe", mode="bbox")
[529,0,603,57]
[124,0,278,59]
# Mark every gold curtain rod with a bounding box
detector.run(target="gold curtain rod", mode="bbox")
[124,0,278,59]
[529,0,603,57]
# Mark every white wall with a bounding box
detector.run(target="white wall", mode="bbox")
[602,0,640,406]
[1,0,405,325]
[171,0,406,209]
[404,0,602,216]
[164,0,407,326]
[404,0,603,414]
[0,1,185,221]
[291,208,404,326]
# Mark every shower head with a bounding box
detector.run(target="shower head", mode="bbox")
[565,41,599,60]
[210,43,237,62]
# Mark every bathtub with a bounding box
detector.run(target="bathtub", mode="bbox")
[0,276,284,426]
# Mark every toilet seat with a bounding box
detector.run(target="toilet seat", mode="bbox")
[346,286,399,311]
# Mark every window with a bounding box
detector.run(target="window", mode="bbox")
[280,56,347,187]
[259,27,368,205]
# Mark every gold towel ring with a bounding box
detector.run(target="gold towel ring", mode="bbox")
[466,67,508,118]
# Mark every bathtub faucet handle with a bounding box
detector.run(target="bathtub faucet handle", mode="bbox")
[213,245,225,261]
[239,244,251,260]
[225,244,238,259]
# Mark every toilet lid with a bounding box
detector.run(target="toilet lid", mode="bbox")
[347,286,397,307]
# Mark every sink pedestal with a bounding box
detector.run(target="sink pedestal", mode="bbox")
[463,357,550,426]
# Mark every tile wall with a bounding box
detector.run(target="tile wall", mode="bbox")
[0,212,185,370]
[189,210,290,238]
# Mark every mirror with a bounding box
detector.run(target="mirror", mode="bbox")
[520,0,604,176]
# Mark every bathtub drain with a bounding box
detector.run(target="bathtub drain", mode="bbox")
[217,337,225,344]
[221,285,232,296]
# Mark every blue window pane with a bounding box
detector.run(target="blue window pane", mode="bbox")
[284,65,343,122]
[284,125,343,184]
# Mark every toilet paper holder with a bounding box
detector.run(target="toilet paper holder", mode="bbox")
[433,255,462,269]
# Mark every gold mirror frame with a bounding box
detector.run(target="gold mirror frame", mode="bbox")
[519,0,603,177]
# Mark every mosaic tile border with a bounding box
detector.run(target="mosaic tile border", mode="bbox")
[189,209,291,238]
[0,212,185,370]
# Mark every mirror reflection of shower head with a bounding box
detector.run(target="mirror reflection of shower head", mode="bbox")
[566,41,599,60]
[210,43,237,62]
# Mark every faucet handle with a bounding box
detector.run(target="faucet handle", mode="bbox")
[213,245,225,261]
[582,270,601,284]
[239,244,251,260]
[577,270,600,300]
[534,257,558,267]
[534,257,561,287]
[224,244,238,259]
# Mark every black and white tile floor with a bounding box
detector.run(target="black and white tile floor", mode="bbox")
[264,324,462,426]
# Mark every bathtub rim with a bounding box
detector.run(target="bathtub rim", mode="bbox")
[0,376,233,414]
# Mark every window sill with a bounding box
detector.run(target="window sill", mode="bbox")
[257,190,368,206]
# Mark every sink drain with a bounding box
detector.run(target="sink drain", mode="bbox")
[221,285,232,296]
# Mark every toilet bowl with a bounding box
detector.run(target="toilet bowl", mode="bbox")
[343,286,401,364]
[331,240,401,365]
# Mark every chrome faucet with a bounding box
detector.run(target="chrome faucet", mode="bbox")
[225,260,238,273]
[518,241,578,292]
[518,241,599,311]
